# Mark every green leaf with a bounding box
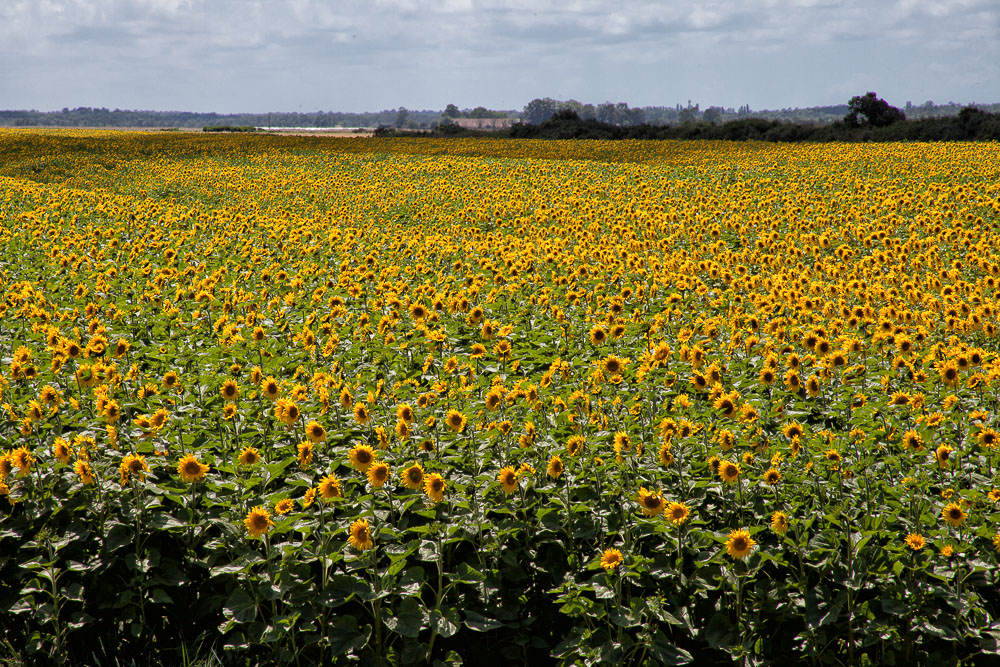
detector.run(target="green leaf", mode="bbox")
[464,610,503,632]
[384,597,428,638]
[222,587,257,624]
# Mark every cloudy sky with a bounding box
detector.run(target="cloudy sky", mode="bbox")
[2,0,998,113]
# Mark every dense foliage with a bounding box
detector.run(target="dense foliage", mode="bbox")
[1,132,1000,665]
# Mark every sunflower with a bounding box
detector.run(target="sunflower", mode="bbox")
[718,460,740,484]
[654,442,672,467]
[401,463,425,490]
[762,468,782,486]
[770,511,789,534]
[238,446,261,466]
[261,377,280,401]
[301,487,317,509]
[784,369,801,392]
[222,403,237,420]
[942,502,967,527]
[395,403,415,425]
[666,502,690,526]
[469,344,487,359]
[979,428,999,448]
[177,454,210,483]
[498,466,518,494]
[162,371,180,390]
[220,379,239,402]
[74,459,95,485]
[303,420,326,443]
[589,326,608,346]
[901,430,924,451]
[395,420,412,440]
[119,454,148,485]
[935,445,954,468]
[600,548,624,572]
[433,409,460,435]
[52,438,72,463]
[274,498,294,515]
[782,423,804,440]
[713,395,737,418]
[602,355,626,376]
[637,487,666,517]
[353,402,370,425]
[297,441,314,468]
[349,518,375,551]
[244,506,274,538]
[824,449,842,464]
[424,473,446,503]
[718,429,735,451]
[484,389,503,411]
[318,474,342,501]
[278,400,301,426]
[349,444,376,472]
[566,435,585,457]
[365,462,389,488]
[546,455,564,479]
[805,375,821,397]
[725,529,757,560]
[905,533,926,551]
[103,400,121,424]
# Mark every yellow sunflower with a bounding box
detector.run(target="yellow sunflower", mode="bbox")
[244,506,274,538]
[725,529,757,560]
[177,453,210,483]
[348,518,374,551]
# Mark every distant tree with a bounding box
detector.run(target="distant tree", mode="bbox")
[703,107,724,124]
[523,98,560,125]
[844,92,906,127]
[394,107,409,128]
[443,104,460,119]
[470,106,494,118]
[678,106,698,123]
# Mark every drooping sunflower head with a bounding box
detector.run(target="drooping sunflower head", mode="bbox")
[904,533,925,551]
[770,512,789,535]
[274,498,294,515]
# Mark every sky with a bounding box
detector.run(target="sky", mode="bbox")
[2,0,998,114]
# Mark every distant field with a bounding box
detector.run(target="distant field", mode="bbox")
[1,131,1000,665]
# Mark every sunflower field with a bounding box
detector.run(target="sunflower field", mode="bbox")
[1,130,1000,665]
